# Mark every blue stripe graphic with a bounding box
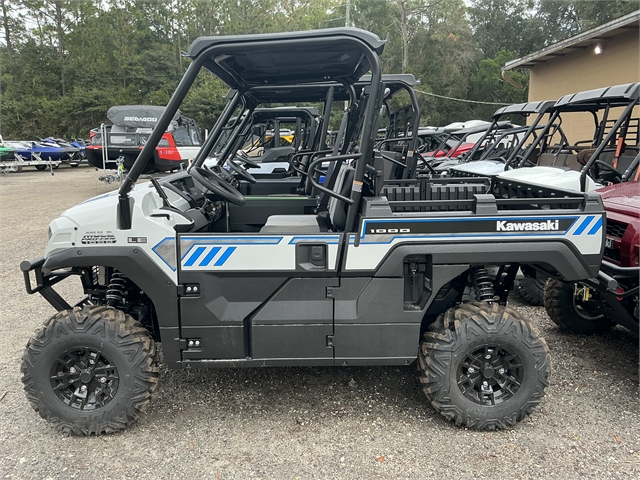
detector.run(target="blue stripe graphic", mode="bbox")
[199,247,221,267]
[180,236,282,244]
[289,236,341,245]
[184,246,206,267]
[587,217,603,235]
[214,247,236,266]
[573,216,595,236]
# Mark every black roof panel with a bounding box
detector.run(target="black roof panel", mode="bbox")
[242,73,417,105]
[245,84,350,104]
[187,28,386,89]
[451,121,513,135]
[252,107,320,122]
[554,83,640,109]
[493,100,555,118]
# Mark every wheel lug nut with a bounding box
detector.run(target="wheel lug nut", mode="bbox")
[89,359,95,365]
[81,385,87,391]
[499,368,505,375]
[99,377,107,384]
[485,354,491,359]
[482,381,488,387]
[69,367,77,374]
[468,367,475,374]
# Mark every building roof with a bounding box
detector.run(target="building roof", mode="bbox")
[503,10,640,71]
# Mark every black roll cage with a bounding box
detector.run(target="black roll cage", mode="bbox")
[459,100,555,167]
[117,29,385,233]
[510,83,640,190]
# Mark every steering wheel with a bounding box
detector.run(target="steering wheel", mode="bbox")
[227,158,257,183]
[236,151,260,168]
[592,160,623,184]
[191,166,246,206]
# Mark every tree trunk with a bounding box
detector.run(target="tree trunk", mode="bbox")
[1,0,14,60]
[54,0,66,96]
[400,1,408,74]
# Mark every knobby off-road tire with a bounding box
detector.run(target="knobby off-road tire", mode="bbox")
[515,277,546,306]
[544,278,613,335]
[21,306,159,435]
[418,303,551,430]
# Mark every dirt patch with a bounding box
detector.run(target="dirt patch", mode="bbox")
[1,166,638,479]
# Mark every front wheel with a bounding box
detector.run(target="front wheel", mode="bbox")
[21,306,159,435]
[544,278,613,335]
[418,303,551,430]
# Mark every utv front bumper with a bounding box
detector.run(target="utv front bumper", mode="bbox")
[20,257,87,311]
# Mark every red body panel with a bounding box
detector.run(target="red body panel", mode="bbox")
[597,182,640,267]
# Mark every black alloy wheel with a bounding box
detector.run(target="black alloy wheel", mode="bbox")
[418,302,551,430]
[456,345,524,406]
[50,347,119,410]
[22,306,158,435]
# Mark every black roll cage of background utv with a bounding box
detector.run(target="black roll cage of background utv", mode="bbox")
[512,83,640,190]
[213,106,321,159]
[251,107,319,152]
[422,121,513,166]
[118,28,387,232]
[458,100,556,168]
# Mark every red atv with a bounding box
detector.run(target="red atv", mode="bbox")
[544,181,639,335]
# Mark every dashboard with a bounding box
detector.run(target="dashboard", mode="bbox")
[160,172,225,229]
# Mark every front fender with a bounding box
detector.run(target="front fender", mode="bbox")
[42,246,182,366]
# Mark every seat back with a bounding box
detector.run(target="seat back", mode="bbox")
[537,153,556,166]
[259,146,295,163]
[554,153,580,171]
[327,165,355,231]
[537,152,580,171]
[616,152,638,174]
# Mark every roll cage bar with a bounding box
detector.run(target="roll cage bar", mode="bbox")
[511,82,640,190]
[460,100,555,167]
[211,106,322,162]
[118,28,385,232]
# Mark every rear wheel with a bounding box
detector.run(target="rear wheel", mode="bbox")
[515,277,545,306]
[544,278,613,335]
[21,306,159,435]
[418,303,550,430]
[34,165,47,171]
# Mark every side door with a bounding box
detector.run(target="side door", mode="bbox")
[176,232,343,364]
[332,224,427,365]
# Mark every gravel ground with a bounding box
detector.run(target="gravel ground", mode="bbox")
[0,166,638,479]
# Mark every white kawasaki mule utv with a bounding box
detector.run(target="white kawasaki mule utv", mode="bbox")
[20,28,606,434]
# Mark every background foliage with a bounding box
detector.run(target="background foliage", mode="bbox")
[0,0,637,138]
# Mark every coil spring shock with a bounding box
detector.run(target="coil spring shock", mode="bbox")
[106,271,128,307]
[472,268,494,302]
